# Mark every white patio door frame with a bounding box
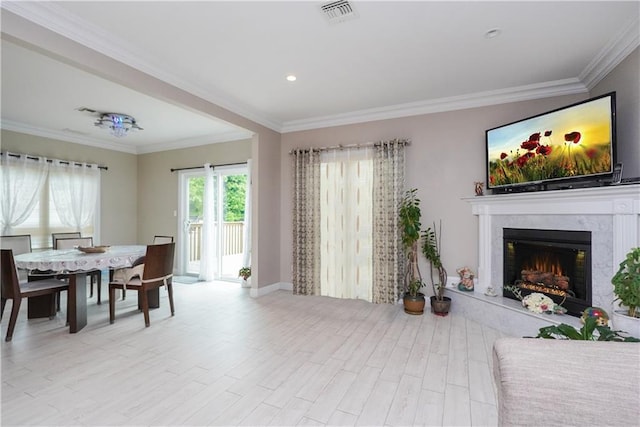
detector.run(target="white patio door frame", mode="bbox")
[177,165,248,277]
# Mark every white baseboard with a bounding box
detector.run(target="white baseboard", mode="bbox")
[250,282,292,298]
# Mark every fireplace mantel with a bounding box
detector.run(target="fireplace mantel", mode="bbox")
[454,184,640,336]
[464,184,640,294]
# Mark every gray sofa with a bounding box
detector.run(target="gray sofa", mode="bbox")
[492,338,640,426]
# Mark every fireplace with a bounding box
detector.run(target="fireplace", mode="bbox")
[503,228,592,316]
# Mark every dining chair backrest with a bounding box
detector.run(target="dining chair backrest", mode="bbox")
[143,242,175,284]
[0,235,32,256]
[153,235,174,244]
[52,232,81,249]
[55,237,93,250]
[1,249,21,300]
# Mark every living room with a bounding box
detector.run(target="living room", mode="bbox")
[1,3,639,425]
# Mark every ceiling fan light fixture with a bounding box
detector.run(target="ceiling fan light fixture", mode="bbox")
[94,112,143,138]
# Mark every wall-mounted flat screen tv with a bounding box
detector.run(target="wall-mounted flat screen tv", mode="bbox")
[486,92,616,192]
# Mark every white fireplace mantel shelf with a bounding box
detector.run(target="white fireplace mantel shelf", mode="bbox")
[463,184,640,216]
[454,184,640,336]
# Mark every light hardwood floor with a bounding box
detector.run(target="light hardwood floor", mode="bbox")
[2,281,507,426]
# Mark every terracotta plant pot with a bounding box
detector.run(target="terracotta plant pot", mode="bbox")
[430,296,452,316]
[403,293,426,315]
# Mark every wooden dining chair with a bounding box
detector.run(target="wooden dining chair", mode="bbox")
[153,235,174,244]
[55,237,104,304]
[109,242,175,327]
[52,232,81,248]
[1,249,70,341]
[0,235,33,282]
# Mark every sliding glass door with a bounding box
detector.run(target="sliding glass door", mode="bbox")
[178,165,247,280]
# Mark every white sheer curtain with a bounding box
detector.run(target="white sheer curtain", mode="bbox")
[320,147,374,302]
[0,152,49,235]
[49,160,100,230]
[199,163,217,281]
[241,159,252,270]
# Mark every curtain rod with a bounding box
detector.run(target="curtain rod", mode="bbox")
[1,151,108,170]
[170,161,247,172]
[288,139,410,154]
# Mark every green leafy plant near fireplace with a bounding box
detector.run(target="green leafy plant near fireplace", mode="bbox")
[611,247,640,318]
[535,316,639,342]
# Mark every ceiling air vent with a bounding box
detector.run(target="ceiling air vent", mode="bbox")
[321,0,357,24]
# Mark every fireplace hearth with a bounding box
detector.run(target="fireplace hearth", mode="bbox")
[503,228,591,316]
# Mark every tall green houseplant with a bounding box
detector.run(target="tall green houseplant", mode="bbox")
[399,189,425,314]
[421,221,448,301]
[612,247,640,318]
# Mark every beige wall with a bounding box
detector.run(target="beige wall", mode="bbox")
[279,95,588,284]
[0,129,138,245]
[279,49,639,286]
[592,47,640,179]
[136,139,251,245]
[252,130,283,289]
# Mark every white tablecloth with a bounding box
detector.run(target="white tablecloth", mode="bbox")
[13,245,147,272]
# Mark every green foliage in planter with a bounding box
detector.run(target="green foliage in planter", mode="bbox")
[399,189,423,297]
[421,221,448,301]
[239,267,251,280]
[612,247,640,318]
[536,317,640,342]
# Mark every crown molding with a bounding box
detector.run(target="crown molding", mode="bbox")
[281,79,588,133]
[1,120,138,154]
[135,130,254,154]
[1,2,283,133]
[3,2,637,137]
[580,16,640,90]
[1,120,253,155]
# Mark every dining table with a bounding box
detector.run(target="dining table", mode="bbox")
[14,245,147,333]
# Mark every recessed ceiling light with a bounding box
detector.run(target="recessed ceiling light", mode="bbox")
[484,28,502,39]
[286,75,297,82]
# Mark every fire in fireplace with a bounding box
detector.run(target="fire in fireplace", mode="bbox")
[503,228,592,316]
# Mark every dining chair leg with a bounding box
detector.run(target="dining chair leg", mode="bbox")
[6,298,21,342]
[167,284,175,316]
[1,297,6,319]
[109,287,116,324]
[140,289,150,327]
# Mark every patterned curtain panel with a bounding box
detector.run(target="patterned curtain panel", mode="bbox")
[372,139,407,303]
[291,149,321,295]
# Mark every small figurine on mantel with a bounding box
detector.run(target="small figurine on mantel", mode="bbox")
[474,181,484,196]
[457,266,475,291]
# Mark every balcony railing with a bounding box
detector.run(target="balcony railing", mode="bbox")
[188,221,244,262]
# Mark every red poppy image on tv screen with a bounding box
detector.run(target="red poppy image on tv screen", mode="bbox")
[486,93,615,189]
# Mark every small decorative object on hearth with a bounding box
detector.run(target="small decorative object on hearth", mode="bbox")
[580,307,609,326]
[485,286,497,297]
[504,285,567,315]
[456,266,475,291]
[474,181,484,196]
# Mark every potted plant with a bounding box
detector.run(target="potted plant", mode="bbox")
[421,221,449,315]
[535,316,639,342]
[239,266,251,287]
[611,247,640,336]
[399,189,425,315]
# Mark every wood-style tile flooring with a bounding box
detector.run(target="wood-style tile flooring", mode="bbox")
[2,281,508,426]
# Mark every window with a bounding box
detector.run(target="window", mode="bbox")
[1,154,100,249]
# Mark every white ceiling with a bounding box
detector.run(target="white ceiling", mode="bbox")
[1,1,638,154]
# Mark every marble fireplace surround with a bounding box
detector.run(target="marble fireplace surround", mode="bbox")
[449,184,640,337]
